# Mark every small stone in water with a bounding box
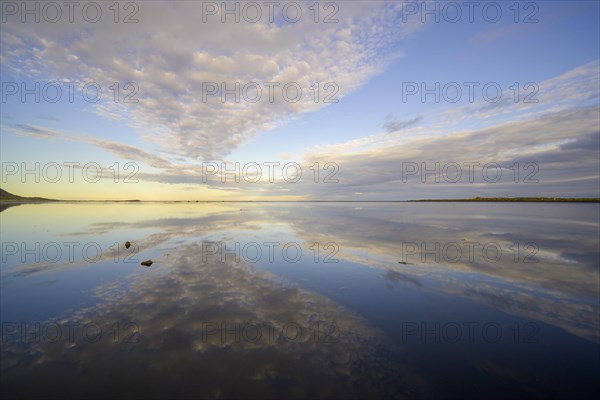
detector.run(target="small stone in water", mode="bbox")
[141,260,153,267]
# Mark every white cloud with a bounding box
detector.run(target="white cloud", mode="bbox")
[1,1,421,160]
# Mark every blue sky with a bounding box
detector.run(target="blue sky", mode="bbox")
[1,1,598,200]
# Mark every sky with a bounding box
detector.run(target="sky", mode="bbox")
[0,0,599,201]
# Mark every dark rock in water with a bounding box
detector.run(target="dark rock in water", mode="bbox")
[141,260,153,267]
[125,241,131,249]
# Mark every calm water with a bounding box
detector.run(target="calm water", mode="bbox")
[1,202,598,399]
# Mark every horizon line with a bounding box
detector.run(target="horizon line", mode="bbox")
[3,199,600,203]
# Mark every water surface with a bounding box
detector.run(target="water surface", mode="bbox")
[1,202,598,399]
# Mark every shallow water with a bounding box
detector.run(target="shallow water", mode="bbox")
[1,202,599,399]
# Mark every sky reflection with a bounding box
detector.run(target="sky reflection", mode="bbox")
[1,202,599,398]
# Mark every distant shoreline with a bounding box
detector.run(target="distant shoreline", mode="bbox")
[408,197,600,203]
[1,198,599,204]
[2,188,599,204]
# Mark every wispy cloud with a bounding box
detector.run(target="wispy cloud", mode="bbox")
[383,115,423,133]
[9,124,173,169]
[470,25,521,46]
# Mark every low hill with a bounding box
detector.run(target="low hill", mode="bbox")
[0,188,56,202]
